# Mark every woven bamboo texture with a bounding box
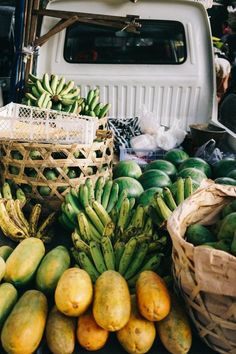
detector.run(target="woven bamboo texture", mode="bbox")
[167,182,236,354]
[0,132,113,211]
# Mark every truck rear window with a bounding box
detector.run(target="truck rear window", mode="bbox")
[64,20,186,64]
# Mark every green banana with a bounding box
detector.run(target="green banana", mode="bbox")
[143,216,153,236]
[85,178,95,205]
[84,205,104,235]
[52,102,62,111]
[138,254,162,272]
[50,74,58,95]
[70,100,78,114]
[59,213,75,230]
[42,93,51,108]
[118,237,137,275]
[37,92,47,108]
[42,73,53,94]
[101,180,113,210]
[92,200,112,226]
[25,92,37,102]
[176,177,185,205]
[95,176,105,203]
[86,89,95,105]
[16,188,26,206]
[148,204,165,227]
[28,73,39,83]
[101,236,115,270]
[124,242,149,280]
[106,182,119,214]
[62,202,77,225]
[46,100,52,109]
[61,98,76,106]
[87,110,96,117]
[184,176,193,199]
[76,251,100,282]
[94,88,100,96]
[77,212,91,242]
[114,241,125,271]
[89,95,99,111]
[94,103,102,117]
[125,204,145,236]
[5,199,29,235]
[155,195,172,221]
[31,85,41,98]
[87,219,102,242]
[163,187,177,211]
[89,241,107,273]
[55,77,66,95]
[117,197,130,235]
[115,189,128,211]
[109,207,119,225]
[79,184,89,209]
[72,230,90,255]
[36,80,49,95]
[98,103,111,118]
[65,191,82,214]
[59,80,75,96]
[62,87,80,99]
[2,182,12,199]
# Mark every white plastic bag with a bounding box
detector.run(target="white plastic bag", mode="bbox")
[155,119,187,150]
[130,134,158,156]
[138,106,160,135]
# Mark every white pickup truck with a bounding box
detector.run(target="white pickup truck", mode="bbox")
[36,0,235,148]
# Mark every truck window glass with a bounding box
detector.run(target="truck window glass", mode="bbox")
[64,20,186,64]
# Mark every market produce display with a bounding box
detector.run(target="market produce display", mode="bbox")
[22,73,111,118]
[0,92,235,354]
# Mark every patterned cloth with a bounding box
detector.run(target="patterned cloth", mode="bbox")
[108,117,142,152]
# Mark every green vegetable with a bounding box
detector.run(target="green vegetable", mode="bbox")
[186,224,216,245]
[164,149,189,167]
[145,159,177,180]
[179,157,212,178]
[217,212,236,240]
[113,160,142,180]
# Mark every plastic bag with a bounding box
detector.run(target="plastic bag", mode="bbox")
[130,134,158,155]
[194,139,223,165]
[138,106,160,135]
[155,119,187,150]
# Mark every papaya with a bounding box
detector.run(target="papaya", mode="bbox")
[35,245,70,294]
[55,267,93,317]
[116,295,156,354]
[93,270,131,331]
[46,305,76,354]
[136,271,171,321]
[0,245,13,261]
[77,309,109,351]
[0,256,6,282]
[156,295,192,354]
[0,283,18,328]
[4,238,45,287]
[1,289,48,354]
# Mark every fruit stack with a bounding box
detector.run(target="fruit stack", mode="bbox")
[23,73,111,118]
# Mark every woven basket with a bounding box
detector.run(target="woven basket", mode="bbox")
[0,131,114,212]
[167,182,236,354]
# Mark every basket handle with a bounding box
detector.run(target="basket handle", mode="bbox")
[96,129,113,139]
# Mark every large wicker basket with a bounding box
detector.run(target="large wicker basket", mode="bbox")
[0,131,114,212]
[167,182,236,354]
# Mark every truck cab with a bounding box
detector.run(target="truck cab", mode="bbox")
[37,0,217,132]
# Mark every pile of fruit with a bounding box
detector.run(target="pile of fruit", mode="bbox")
[185,198,236,255]
[0,182,56,243]
[22,72,111,118]
[0,238,192,354]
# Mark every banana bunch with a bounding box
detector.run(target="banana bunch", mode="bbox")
[22,73,81,113]
[23,73,111,118]
[71,232,166,287]
[149,176,194,226]
[80,89,111,118]
[0,182,26,206]
[0,193,57,243]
